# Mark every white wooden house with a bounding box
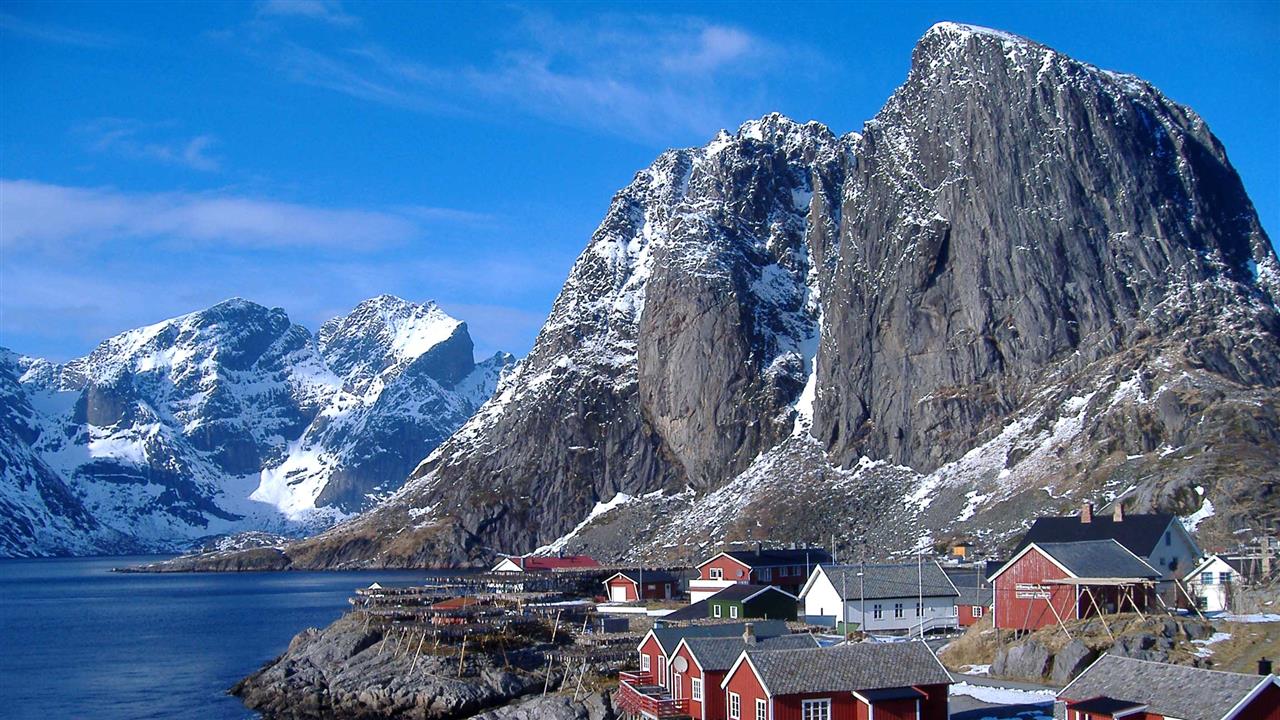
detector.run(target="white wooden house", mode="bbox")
[1185,554,1257,612]
[798,562,960,635]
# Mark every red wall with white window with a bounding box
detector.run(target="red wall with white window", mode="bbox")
[638,635,664,684]
[957,603,988,627]
[701,555,754,582]
[993,548,1075,631]
[671,644,703,718]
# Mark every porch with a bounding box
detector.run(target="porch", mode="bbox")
[615,671,691,719]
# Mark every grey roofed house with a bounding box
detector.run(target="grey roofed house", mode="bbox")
[732,641,952,694]
[1059,655,1279,720]
[814,562,960,601]
[719,547,833,569]
[703,583,796,602]
[680,633,819,671]
[1032,540,1161,579]
[1014,512,1180,557]
[649,619,789,654]
[943,567,994,606]
[659,598,710,623]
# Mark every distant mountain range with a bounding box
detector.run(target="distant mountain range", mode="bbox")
[259,22,1279,570]
[0,295,512,557]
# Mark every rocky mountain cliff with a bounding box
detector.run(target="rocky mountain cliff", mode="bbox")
[261,23,1277,570]
[0,296,512,557]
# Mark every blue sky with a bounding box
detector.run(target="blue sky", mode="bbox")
[2,0,1277,361]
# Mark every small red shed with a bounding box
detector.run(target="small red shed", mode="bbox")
[603,570,680,602]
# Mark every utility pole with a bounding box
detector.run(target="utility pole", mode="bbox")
[917,550,924,639]
[860,545,866,637]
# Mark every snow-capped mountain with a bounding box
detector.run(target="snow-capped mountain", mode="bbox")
[268,22,1277,569]
[0,296,512,557]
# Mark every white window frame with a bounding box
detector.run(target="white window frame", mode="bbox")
[873,603,882,619]
[894,602,904,618]
[729,692,741,719]
[713,604,723,618]
[760,568,772,581]
[801,698,831,720]
[641,654,650,672]
[972,606,984,618]
[756,697,768,720]
[730,605,739,619]
[915,602,923,617]
[691,678,703,701]
[710,567,724,580]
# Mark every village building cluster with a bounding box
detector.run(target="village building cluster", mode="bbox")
[343,501,1278,720]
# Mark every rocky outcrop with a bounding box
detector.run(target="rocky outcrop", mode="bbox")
[259,21,1277,570]
[0,295,512,557]
[231,613,602,720]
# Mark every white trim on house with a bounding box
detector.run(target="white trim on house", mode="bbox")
[721,652,774,698]
[697,552,755,574]
[1223,676,1280,720]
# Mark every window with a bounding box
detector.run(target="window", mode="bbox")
[1219,572,1232,584]
[710,567,723,580]
[691,678,702,701]
[1165,531,1171,546]
[713,604,722,618]
[972,606,984,618]
[760,568,771,581]
[756,698,768,720]
[894,603,904,618]
[873,604,882,619]
[729,692,741,719]
[730,605,739,619]
[641,654,650,672]
[916,602,923,616]
[1201,571,1214,585]
[801,698,831,720]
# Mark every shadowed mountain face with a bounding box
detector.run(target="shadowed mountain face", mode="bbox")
[0,296,512,557]
[57,23,1280,568]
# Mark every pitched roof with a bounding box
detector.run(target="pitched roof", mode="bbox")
[1034,540,1160,579]
[660,599,710,622]
[1061,655,1276,720]
[611,569,681,585]
[1013,513,1178,558]
[682,634,819,671]
[740,641,952,695]
[650,620,789,654]
[811,562,959,601]
[707,583,797,603]
[943,567,994,606]
[717,547,833,569]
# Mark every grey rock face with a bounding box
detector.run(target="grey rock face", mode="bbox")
[279,23,1277,570]
[1050,640,1097,685]
[0,295,511,557]
[993,640,1053,680]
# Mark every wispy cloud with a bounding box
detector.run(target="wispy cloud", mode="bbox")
[77,119,223,172]
[0,179,489,251]
[237,10,815,142]
[0,11,118,48]
[256,0,357,27]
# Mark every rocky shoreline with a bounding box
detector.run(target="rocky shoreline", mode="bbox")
[231,613,617,720]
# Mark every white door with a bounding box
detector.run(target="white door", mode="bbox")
[611,585,629,602]
[673,673,682,700]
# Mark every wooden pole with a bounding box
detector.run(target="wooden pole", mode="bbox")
[542,655,553,696]
[1044,592,1073,640]
[457,633,467,677]
[1082,586,1114,641]
[409,631,426,674]
[1175,578,1208,621]
[551,609,562,644]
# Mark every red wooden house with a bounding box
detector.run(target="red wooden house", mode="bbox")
[989,540,1160,632]
[1059,655,1279,720]
[604,570,681,602]
[719,642,952,720]
[670,627,819,720]
[691,547,832,602]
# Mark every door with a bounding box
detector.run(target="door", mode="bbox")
[673,673,682,701]
[658,657,667,687]
[611,584,629,602]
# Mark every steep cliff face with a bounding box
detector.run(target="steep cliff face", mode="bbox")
[217,23,1280,568]
[0,296,511,557]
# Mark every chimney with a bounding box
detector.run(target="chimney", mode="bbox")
[1080,502,1094,524]
[1260,657,1273,676]
[1113,502,1125,523]
[743,622,756,645]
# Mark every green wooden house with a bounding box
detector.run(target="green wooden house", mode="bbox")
[705,583,798,621]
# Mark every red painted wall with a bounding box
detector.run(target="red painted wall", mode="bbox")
[957,604,987,627]
[672,644,703,719]
[1235,682,1280,720]
[917,683,950,720]
[701,555,754,582]
[723,660,771,720]
[994,549,1075,631]
[771,692,858,720]
[608,578,638,602]
[638,635,663,684]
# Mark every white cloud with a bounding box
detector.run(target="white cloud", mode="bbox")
[78,119,223,172]
[0,179,473,250]
[256,0,357,27]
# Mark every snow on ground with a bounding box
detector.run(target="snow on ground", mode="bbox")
[959,664,992,676]
[1181,496,1215,532]
[1191,631,1232,657]
[533,491,650,555]
[949,682,1056,706]
[1217,613,1280,623]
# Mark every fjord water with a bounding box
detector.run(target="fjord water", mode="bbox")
[0,556,429,719]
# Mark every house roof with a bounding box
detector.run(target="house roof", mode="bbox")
[807,562,959,601]
[660,599,710,622]
[1013,513,1178,558]
[1034,540,1161,580]
[737,641,952,695]
[681,633,819,671]
[1061,655,1277,720]
[943,567,994,606]
[649,620,789,654]
[609,569,681,585]
[707,547,832,570]
[1066,697,1147,715]
[707,583,797,604]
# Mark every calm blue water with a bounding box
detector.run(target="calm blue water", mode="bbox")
[0,556,433,720]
